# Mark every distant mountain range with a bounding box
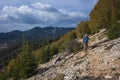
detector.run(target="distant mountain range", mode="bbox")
[0,26,74,49]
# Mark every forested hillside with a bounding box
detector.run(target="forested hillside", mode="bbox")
[0,27,74,73]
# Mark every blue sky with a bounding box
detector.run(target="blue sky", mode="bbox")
[0,0,98,32]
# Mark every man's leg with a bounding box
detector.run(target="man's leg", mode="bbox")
[84,43,87,52]
[86,43,88,51]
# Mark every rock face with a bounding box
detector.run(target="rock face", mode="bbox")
[27,29,120,80]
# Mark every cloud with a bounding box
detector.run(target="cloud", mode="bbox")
[32,2,50,9]
[0,2,90,32]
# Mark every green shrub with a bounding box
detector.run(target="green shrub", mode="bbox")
[38,44,59,64]
[5,59,16,78]
[49,44,58,57]
[39,46,50,63]
[59,40,83,53]
[107,23,120,39]
[59,44,65,52]
[66,40,83,52]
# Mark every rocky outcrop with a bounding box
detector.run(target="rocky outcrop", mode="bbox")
[27,29,120,80]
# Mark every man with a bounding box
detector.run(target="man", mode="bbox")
[83,34,89,52]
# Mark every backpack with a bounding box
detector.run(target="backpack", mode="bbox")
[83,36,89,43]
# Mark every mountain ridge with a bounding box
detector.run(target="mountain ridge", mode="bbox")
[0,26,74,48]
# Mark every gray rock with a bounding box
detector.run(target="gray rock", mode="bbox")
[104,75,112,79]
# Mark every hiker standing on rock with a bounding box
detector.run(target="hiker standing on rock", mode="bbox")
[83,34,89,52]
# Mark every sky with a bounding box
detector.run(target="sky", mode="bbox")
[0,0,98,32]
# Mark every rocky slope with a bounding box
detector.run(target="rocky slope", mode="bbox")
[27,29,120,80]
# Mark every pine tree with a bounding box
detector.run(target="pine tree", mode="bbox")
[16,40,37,78]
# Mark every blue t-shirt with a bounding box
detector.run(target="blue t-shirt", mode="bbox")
[83,36,89,43]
